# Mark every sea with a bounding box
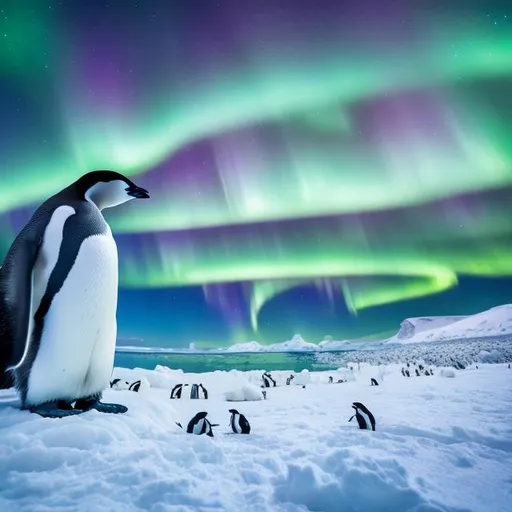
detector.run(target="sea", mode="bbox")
[113,350,357,374]
[113,334,512,373]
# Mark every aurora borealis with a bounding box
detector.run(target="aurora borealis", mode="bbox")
[1,0,511,348]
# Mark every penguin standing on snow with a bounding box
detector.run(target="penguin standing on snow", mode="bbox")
[349,402,376,431]
[177,411,219,437]
[0,171,149,418]
[262,372,276,388]
[199,383,208,399]
[228,409,251,434]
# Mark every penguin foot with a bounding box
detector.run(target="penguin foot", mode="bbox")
[74,399,128,414]
[30,401,85,418]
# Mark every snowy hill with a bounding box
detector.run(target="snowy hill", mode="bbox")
[219,335,320,353]
[386,304,512,344]
[318,339,352,350]
[394,316,467,340]
[222,341,266,353]
[265,334,320,352]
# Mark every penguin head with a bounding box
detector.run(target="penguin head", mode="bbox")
[229,409,239,415]
[77,170,150,210]
[352,402,363,411]
[352,402,370,414]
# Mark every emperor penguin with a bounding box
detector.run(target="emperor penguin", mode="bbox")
[228,408,251,434]
[0,170,149,418]
[349,402,376,431]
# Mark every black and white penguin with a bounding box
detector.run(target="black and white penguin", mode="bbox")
[349,402,376,431]
[170,383,189,399]
[129,380,141,392]
[190,383,199,399]
[110,378,130,391]
[370,378,379,386]
[401,368,406,377]
[228,409,251,434]
[199,383,208,399]
[262,372,276,388]
[415,369,420,377]
[0,170,149,417]
[176,411,219,437]
[328,376,333,384]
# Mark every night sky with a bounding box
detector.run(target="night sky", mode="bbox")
[1,0,511,348]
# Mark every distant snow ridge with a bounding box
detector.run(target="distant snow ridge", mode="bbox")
[387,305,512,344]
[223,335,320,353]
[269,334,319,352]
[224,341,265,353]
[395,316,466,340]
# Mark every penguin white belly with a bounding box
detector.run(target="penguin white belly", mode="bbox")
[232,417,242,433]
[25,234,118,406]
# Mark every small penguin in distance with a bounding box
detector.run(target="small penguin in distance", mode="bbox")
[370,378,379,386]
[349,402,376,431]
[110,378,130,391]
[0,170,149,418]
[176,412,219,437]
[129,380,141,392]
[228,409,251,434]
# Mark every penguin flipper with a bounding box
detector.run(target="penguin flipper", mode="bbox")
[74,398,128,414]
[0,233,42,374]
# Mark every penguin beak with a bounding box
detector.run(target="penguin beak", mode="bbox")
[127,185,150,199]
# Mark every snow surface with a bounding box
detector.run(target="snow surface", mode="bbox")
[386,304,512,345]
[1,361,511,511]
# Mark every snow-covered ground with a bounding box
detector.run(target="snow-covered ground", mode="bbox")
[1,362,511,511]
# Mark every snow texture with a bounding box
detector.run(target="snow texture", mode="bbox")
[1,356,511,511]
